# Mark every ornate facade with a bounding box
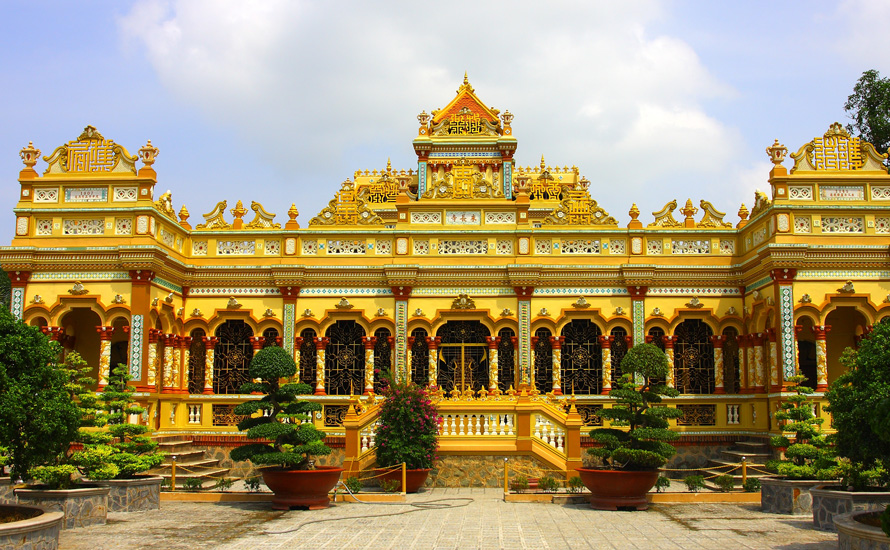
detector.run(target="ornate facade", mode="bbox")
[5,78,890,474]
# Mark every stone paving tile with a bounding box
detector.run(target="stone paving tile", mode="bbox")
[60,488,837,550]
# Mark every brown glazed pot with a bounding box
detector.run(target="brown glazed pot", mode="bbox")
[260,466,344,510]
[378,467,431,493]
[576,468,660,511]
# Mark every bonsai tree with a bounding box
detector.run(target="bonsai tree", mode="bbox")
[826,321,890,491]
[587,343,682,470]
[767,374,837,480]
[375,377,439,470]
[0,309,80,483]
[230,346,332,469]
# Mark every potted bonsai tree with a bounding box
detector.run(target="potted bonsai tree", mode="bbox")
[576,343,682,510]
[812,322,890,533]
[230,345,341,510]
[760,374,837,515]
[374,377,439,492]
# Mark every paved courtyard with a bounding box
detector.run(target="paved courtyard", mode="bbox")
[61,488,836,550]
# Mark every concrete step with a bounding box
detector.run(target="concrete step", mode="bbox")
[734,441,771,453]
[155,459,220,473]
[160,449,205,462]
[721,450,771,461]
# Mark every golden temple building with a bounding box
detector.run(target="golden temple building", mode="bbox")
[5,77,890,481]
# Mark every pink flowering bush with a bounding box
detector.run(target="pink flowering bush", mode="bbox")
[375,379,439,469]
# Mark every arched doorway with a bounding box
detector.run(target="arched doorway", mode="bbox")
[824,307,868,385]
[497,328,515,392]
[59,307,103,387]
[299,329,317,387]
[373,328,392,392]
[436,321,490,393]
[188,328,207,394]
[409,328,429,387]
[109,317,130,375]
[325,320,365,395]
[213,320,254,394]
[533,328,553,392]
[674,319,714,394]
[722,327,740,394]
[561,319,603,394]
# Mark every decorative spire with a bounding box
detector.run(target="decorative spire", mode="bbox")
[680,198,698,228]
[178,205,191,229]
[766,139,787,165]
[230,200,248,229]
[286,203,300,229]
[457,72,474,94]
[737,203,749,228]
[19,142,40,169]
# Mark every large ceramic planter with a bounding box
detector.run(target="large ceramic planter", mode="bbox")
[811,485,890,532]
[759,476,820,515]
[14,485,109,529]
[378,467,431,493]
[261,467,344,510]
[834,511,890,550]
[0,504,63,549]
[91,475,163,512]
[576,468,659,511]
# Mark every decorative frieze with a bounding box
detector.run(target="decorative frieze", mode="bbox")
[159,228,175,247]
[752,227,767,246]
[217,240,255,255]
[535,239,552,254]
[671,239,709,254]
[376,239,392,254]
[36,219,53,235]
[411,212,441,224]
[264,240,280,255]
[34,188,59,202]
[647,239,663,255]
[413,239,430,255]
[821,216,864,233]
[794,216,811,233]
[302,239,318,255]
[65,187,107,202]
[788,186,813,200]
[115,218,132,235]
[561,239,600,254]
[485,211,515,224]
[192,240,208,255]
[112,186,138,202]
[871,185,890,200]
[609,239,626,254]
[875,217,890,234]
[63,219,104,235]
[819,185,864,201]
[327,239,365,255]
[438,240,486,254]
[719,239,734,254]
[495,239,513,254]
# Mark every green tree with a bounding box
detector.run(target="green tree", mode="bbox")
[0,271,10,309]
[0,308,80,482]
[845,69,890,159]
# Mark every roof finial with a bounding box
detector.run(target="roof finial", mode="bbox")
[464,71,468,85]
[386,158,392,174]
[540,155,546,170]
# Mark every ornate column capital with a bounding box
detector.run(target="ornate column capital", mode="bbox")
[249,336,265,351]
[202,336,218,349]
[549,335,565,348]
[315,337,330,350]
[361,335,376,349]
[128,270,156,284]
[812,325,831,340]
[662,335,678,349]
[8,270,30,287]
[513,286,534,298]
[763,328,777,342]
[426,336,441,349]
[770,268,798,282]
[485,336,500,349]
[626,285,648,298]
[391,286,412,298]
[709,334,726,348]
[96,326,115,340]
[278,285,300,298]
[598,334,614,348]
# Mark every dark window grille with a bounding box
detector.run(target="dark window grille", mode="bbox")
[324,405,349,427]
[576,404,604,426]
[410,328,429,387]
[325,321,365,395]
[676,404,716,426]
[533,328,553,392]
[561,319,603,395]
[188,329,206,394]
[262,328,280,347]
[436,321,489,393]
[213,320,253,394]
[610,327,628,385]
[722,327,740,394]
[674,319,715,394]
[647,327,667,386]
[497,328,515,392]
[374,328,392,392]
[299,329,317,387]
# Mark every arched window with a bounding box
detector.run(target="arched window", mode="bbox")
[262,328,280,347]
[561,319,602,394]
[374,328,392,392]
[409,328,429,387]
[497,328,516,392]
[299,329,317,387]
[674,319,714,394]
[436,321,489,393]
[188,328,207,394]
[646,326,667,385]
[610,327,628,385]
[722,327,740,394]
[325,321,366,395]
[533,328,553,392]
[214,320,254,394]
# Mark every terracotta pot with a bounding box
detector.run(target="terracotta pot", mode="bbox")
[260,466,344,510]
[378,467,431,493]
[576,468,660,511]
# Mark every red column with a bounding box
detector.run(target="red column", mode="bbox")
[202,336,218,394]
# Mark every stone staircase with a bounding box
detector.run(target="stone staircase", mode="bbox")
[149,436,232,489]
[702,440,773,490]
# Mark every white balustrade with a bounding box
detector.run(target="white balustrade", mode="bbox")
[533,414,566,452]
[187,404,201,424]
[727,404,740,425]
[438,413,516,437]
[360,420,379,453]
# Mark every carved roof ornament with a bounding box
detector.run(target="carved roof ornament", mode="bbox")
[310,179,384,226]
[20,142,41,169]
[111,294,125,304]
[226,296,242,309]
[43,126,138,175]
[838,280,855,294]
[572,296,590,309]
[428,74,502,137]
[165,292,174,304]
[500,308,514,317]
[651,307,664,317]
[648,200,682,228]
[799,294,812,304]
[790,122,888,173]
[749,190,771,218]
[263,308,276,318]
[301,309,314,318]
[335,297,354,310]
[375,308,387,317]
[178,205,191,229]
[359,170,400,203]
[422,160,503,200]
[766,139,788,165]
[138,139,159,170]
[196,200,232,230]
[154,190,176,219]
[543,185,617,226]
[68,281,88,295]
[245,201,281,229]
[697,200,732,228]
[737,203,750,228]
[614,306,625,316]
[285,204,300,229]
[191,308,203,317]
[539,308,550,317]
[413,308,425,317]
[685,296,704,308]
[30,294,44,305]
[230,200,248,229]
[451,294,476,310]
[680,199,698,227]
[151,297,159,307]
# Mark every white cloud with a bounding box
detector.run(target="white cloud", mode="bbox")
[118,0,747,221]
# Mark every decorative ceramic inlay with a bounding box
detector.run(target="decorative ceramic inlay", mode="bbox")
[136,215,149,234]
[518,237,530,255]
[561,239,600,254]
[647,239,663,255]
[413,287,513,296]
[819,185,864,201]
[302,239,318,255]
[875,217,890,234]
[671,239,710,254]
[376,239,392,254]
[776,213,790,233]
[794,216,811,233]
[631,237,643,255]
[533,287,629,296]
[159,228,175,247]
[719,239,734,254]
[264,240,280,255]
[495,239,513,254]
[129,314,143,380]
[34,188,59,202]
[821,216,864,233]
[648,287,741,296]
[65,187,107,202]
[395,300,407,382]
[15,217,28,236]
[300,287,393,296]
[411,212,441,224]
[190,287,281,296]
[752,227,767,245]
[788,186,813,200]
[327,239,365,255]
[438,240,486,254]
[871,185,890,200]
[396,237,408,255]
[413,239,430,255]
[11,288,24,320]
[535,239,552,254]
[283,303,295,355]
[797,269,890,280]
[192,240,208,255]
[36,219,53,235]
[113,186,138,202]
[285,238,296,255]
[518,299,530,384]
[779,285,795,381]
[609,239,626,254]
[63,219,104,235]
[445,211,481,225]
[217,240,255,255]
[485,211,516,224]
[31,271,129,281]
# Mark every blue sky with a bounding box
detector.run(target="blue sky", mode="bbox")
[1,0,888,242]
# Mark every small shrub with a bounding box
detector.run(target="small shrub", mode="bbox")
[743,478,761,492]
[182,478,204,492]
[714,474,735,492]
[380,479,400,493]
[881,504,890,537]
[655,475,671,493]
[30,465,78,490]
[214,478,235,492]
[344,476,363,494]
[160,477,170,490]
[567,476,584,493]
[510,475,529,492]
[684,475,705,493]
[538,476,559,492]
[244,476,261,492]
